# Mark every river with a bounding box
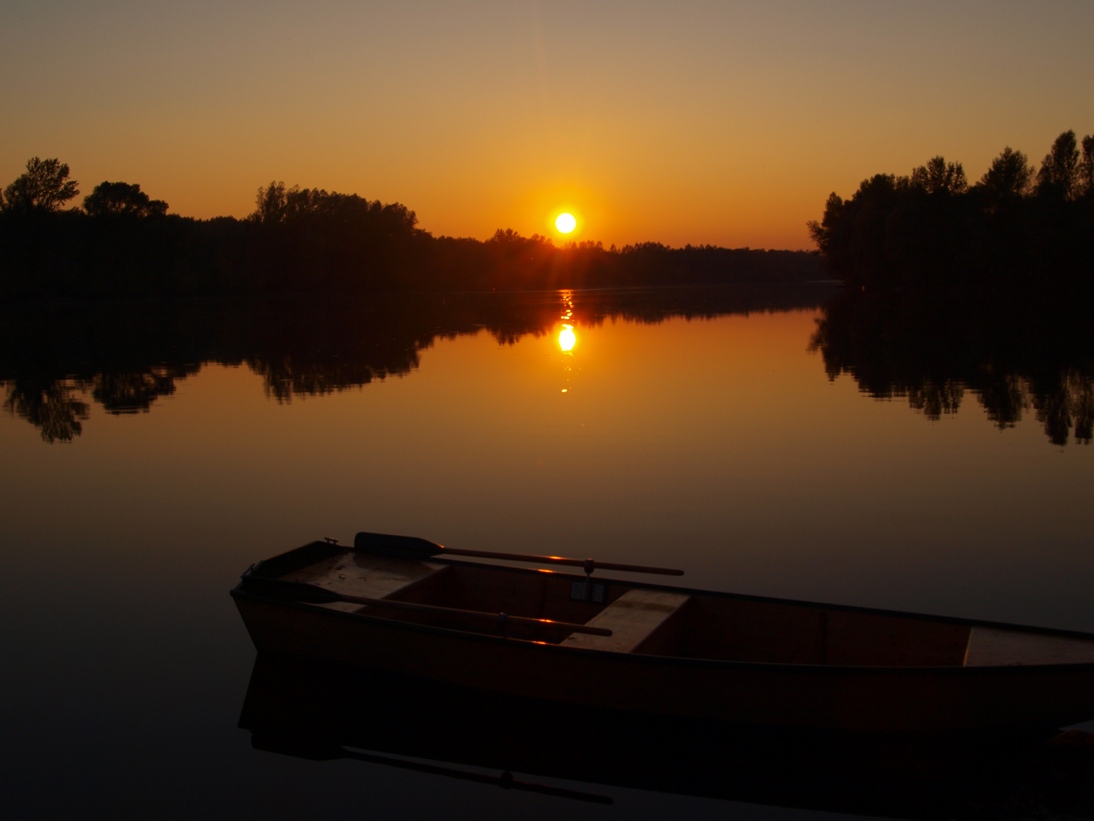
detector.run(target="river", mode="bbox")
[2,284,1092,819]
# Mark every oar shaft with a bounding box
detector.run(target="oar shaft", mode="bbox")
[441,547,685,576]
[333,590,612,636]
[248,576,611,637]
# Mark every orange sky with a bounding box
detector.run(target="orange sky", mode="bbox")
[3,1,1092,250]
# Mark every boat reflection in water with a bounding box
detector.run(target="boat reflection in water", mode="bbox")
[239,655,1094,819]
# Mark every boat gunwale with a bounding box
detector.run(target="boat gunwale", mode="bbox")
[231,541,1094,675]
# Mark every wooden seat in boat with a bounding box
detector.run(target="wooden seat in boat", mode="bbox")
[562,588,690,653]
[282,551,444,613]
[965,626,1094,666]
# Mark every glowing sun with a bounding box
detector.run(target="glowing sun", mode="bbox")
[554,212,577,234]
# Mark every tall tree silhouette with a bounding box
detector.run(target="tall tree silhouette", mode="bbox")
[1079,135,1094,199]
[1036,130,1080,200]
[1,157,80,214]
[910,156,967,195]
[976,147,1034,203]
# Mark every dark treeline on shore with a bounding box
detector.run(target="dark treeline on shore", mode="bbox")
[809,129,1094,290]
[0,161,819,301]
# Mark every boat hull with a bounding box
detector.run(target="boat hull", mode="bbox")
[232,590,1094,734]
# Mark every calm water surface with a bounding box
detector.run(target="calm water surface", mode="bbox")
[2,286,1092,819]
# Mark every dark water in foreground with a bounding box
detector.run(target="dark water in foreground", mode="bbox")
[2,285,1093,819]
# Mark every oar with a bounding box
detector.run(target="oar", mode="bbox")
[338,748,614,805]
[354,531,684,577]
[241,575,612,637]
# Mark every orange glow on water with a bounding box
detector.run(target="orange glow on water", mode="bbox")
[558,291,578,352]
[556,291,578,391]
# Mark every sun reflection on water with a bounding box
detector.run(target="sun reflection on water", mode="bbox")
[557,291,577,393]
[558,324,576,353]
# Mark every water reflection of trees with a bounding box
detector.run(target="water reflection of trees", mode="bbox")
[92,367,199,413]
[811,291,1094,446]
[0,284,835,442]
[3,377,91,443]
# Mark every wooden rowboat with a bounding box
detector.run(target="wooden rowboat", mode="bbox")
[230,532,1094,735]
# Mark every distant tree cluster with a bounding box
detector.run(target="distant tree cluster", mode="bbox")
[423,231,818,291]
[808,130,1094,290]
[83,182,168,218]
[0,159,819,301]
[246,181,424,293]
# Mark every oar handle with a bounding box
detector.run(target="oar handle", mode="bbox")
[243,576,612,637]
[354,532,684,576]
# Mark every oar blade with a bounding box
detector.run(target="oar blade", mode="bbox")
[354,531,444,558]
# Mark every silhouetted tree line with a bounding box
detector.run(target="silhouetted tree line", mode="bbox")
[811,289,1094,446]
[0,159,820,301]
[0,284,833,441]
[425,231,819,291]
[809,131,1094,290]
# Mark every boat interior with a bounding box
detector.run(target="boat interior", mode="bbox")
[254,543,1094,668]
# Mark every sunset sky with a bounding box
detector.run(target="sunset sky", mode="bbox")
[3,0,1091,250]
